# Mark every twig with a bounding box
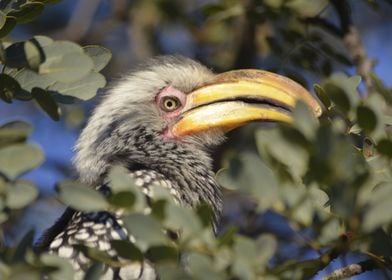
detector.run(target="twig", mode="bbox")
[343,26,377,95]
[322,259,383,280]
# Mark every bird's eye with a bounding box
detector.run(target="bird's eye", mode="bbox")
[161,96,181,112]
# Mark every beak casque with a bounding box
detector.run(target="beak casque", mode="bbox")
[172,69,322,137]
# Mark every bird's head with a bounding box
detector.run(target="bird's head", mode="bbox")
[74,56,321,191]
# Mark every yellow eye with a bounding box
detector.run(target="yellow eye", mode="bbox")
[161,96,180,111]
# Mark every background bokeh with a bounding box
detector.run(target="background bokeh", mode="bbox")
[1,0,392,279]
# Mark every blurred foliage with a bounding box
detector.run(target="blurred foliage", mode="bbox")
[1,0,392,279]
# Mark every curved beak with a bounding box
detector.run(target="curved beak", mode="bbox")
[172,69,322,137]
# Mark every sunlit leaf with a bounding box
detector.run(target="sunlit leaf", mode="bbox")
[57,180,109,211]
[49,72,105,101]
[83,46,112,72]
[363,183,392,232]
[6,180,38,209]
[0,143,44,179]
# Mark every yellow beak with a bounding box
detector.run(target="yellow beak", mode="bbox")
[172,69,322,137]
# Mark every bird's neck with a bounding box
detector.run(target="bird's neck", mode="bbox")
[75,125,223,218]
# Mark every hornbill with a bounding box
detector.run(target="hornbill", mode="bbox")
[38,56,322,279]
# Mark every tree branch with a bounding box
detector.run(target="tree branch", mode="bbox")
[305,0,377,95]
[322,259,384,280]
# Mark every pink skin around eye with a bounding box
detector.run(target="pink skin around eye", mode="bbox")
[155,85,187,119]
[155,85,187,139]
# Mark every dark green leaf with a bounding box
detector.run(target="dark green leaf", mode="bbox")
[32,87,60,121]
[196,203,214,228]
[5,41,27,68]
[8,3,44,23]
[357,105,377,134]
[218,226,237,247]
[313,84,331,109]
[0,16,17,38]
[376,139,392,158]
[83,263,103,280]
[57,180,109,211]
[0,73,21,103]
[6,180,38,209]
[83,46,112,71]
[323,82,351,114]
[0,10,6,29]
[0,143,44,179]
[146,245,178,263]
[110,240,143,262]
[108,191,135,209]
[0,121,32,148]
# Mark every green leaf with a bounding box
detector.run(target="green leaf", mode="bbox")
[32,87,60,121]
[0,143,44,179]
[257,127,309,180]
[0,73,21,103]
[156,263,188,280]
[8,3,44,23]
[57,180,109,211]
[110,240,143,262]
[13,68,53,92]
[0,11,6,29]
[313,84,331,109]
[292,100,319,140]
[4,40,42,70]
[24,40,43,70]
[83,46,112,71]
[187,252,223,280]
[323,82,351,114]
[217,152,279,210]
[108,191,135,210]
[34,35,54,47]
[0,121,32,148]
[285,0,328,17]
[376,139,392,158]
[357,105,377,134]
[0,16,17,38]
[146,245,178,263]
[40,252,75,280]
[123,214,167,250]
[39,41,94,83]
[163,203,203,240]
[6,180,38,209]
[49,72,106,101]
[363,183,392,232]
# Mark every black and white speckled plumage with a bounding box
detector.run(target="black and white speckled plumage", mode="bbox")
[37,56,224,279]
